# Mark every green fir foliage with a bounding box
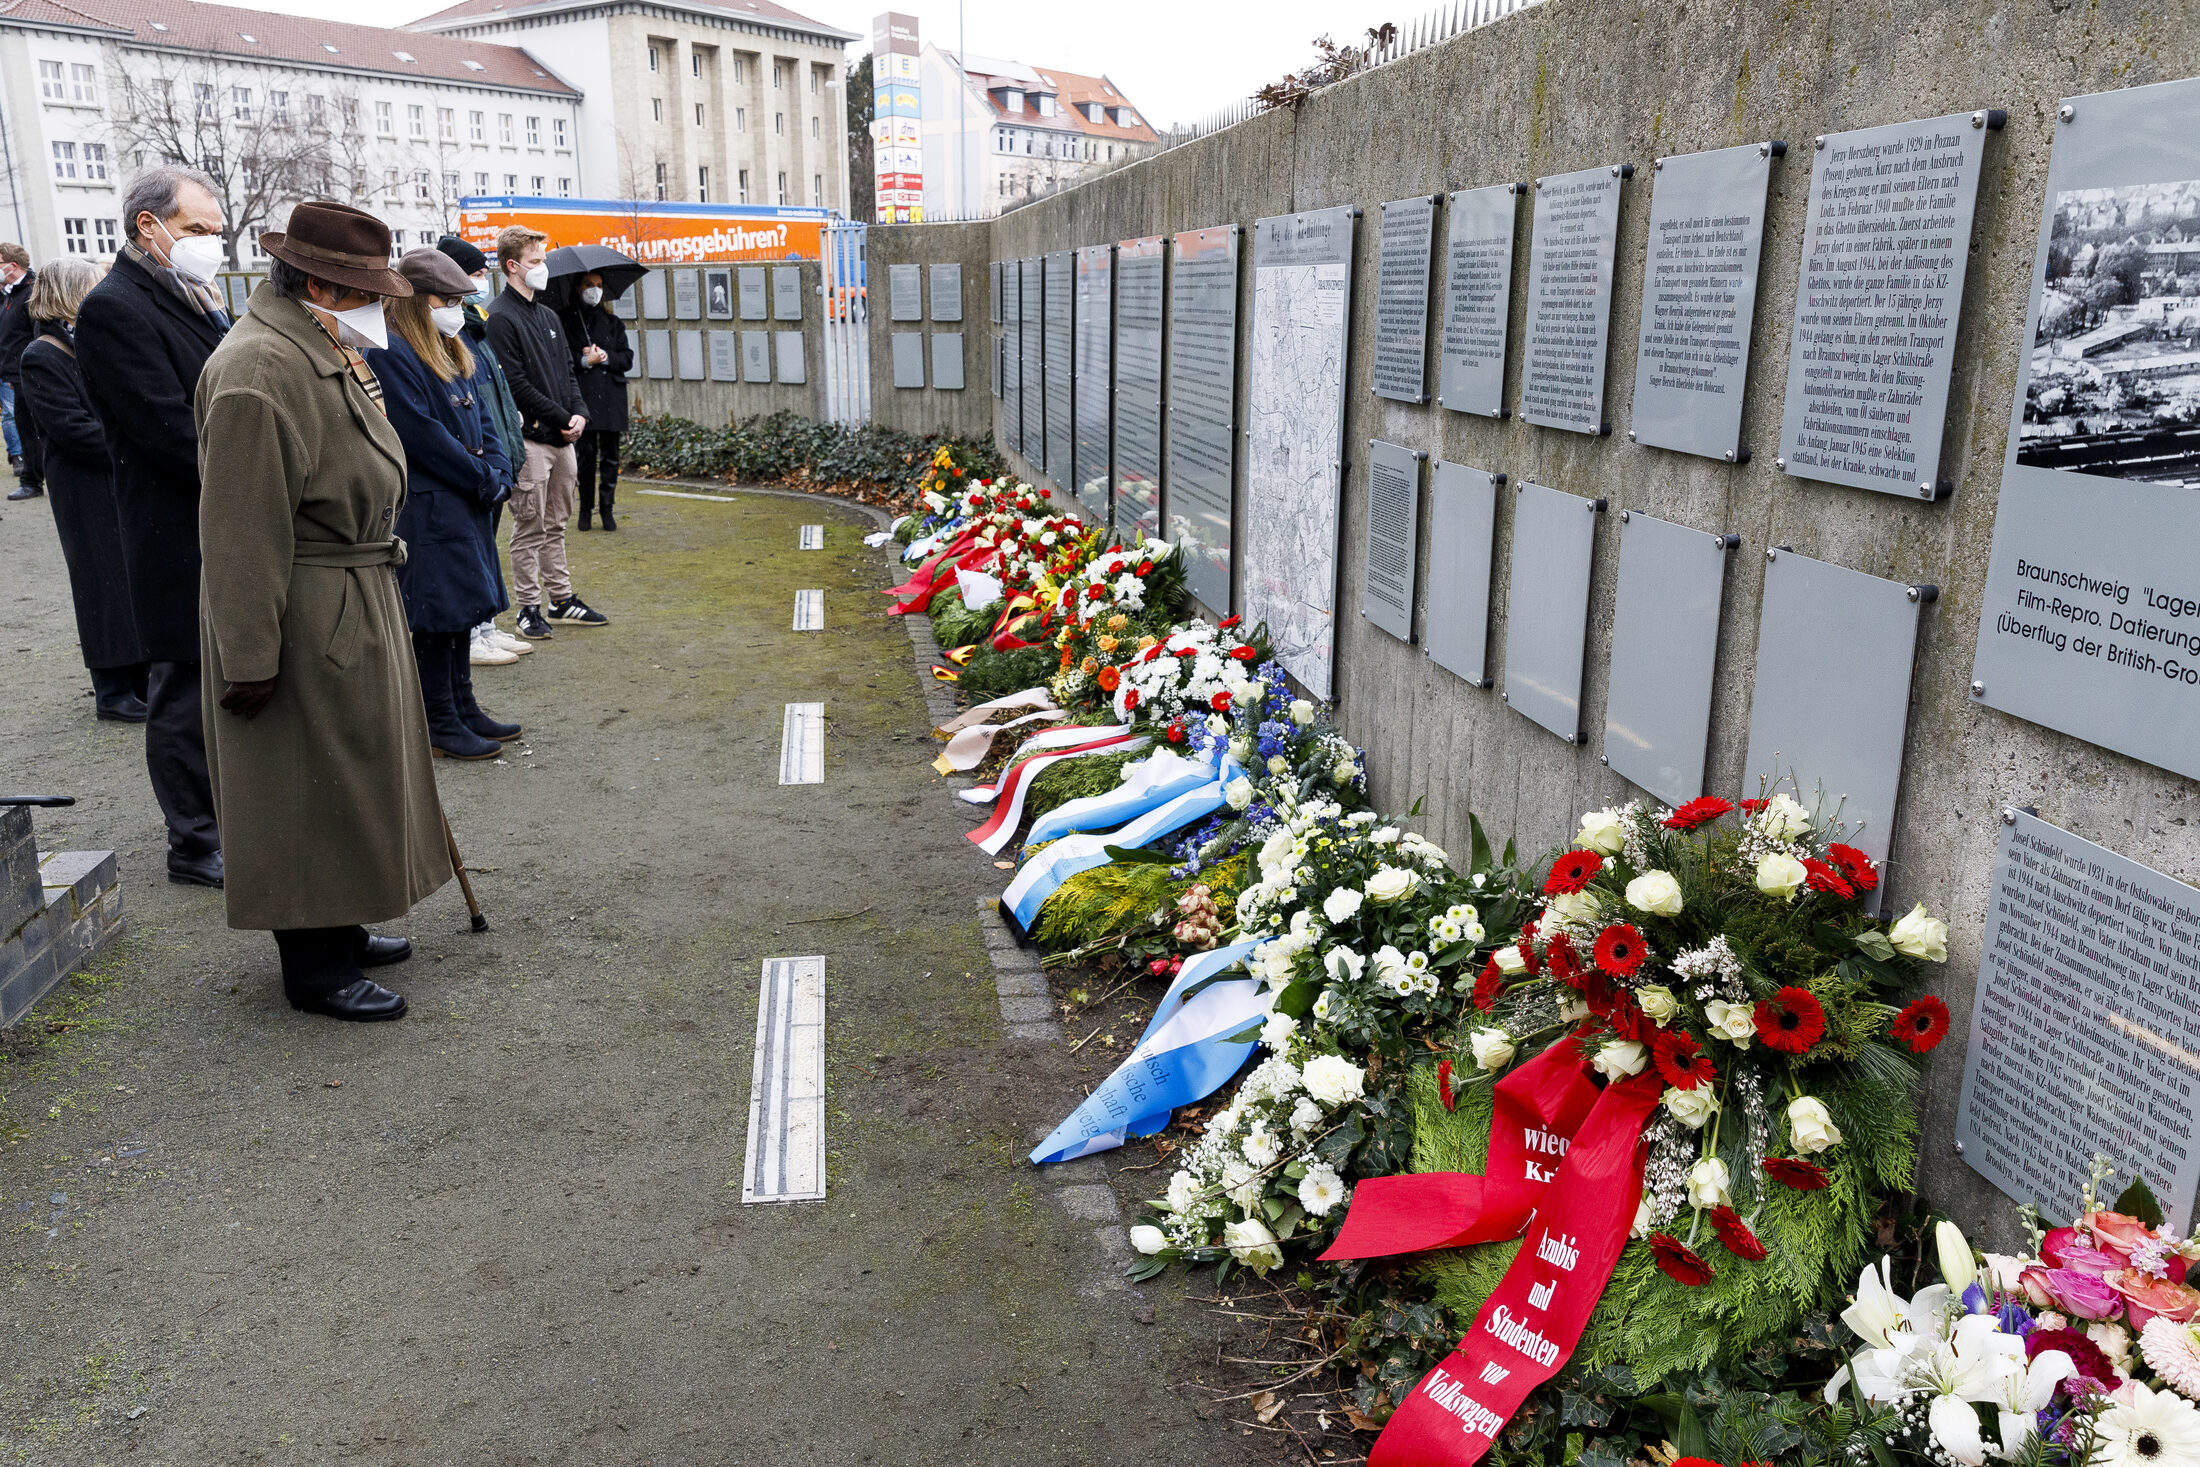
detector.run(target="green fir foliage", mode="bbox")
[1021,748,1142,826]
[925,586,996,650]
[957,644,1059,702]
[1033,855,1248,950]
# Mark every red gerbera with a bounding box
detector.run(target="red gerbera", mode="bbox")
[1136,560,1154,576]
[1219,614,1241,629]
[1438,1059,1456,1113]
[1229,644,1258,661]
[1165,721,1186,744]
[1085,584,1106,600]
[1123,688,1142,710]
[1890,995,1951,1054]
[1710,1206,1768,1262]
[1662,797,1734,831]
[1211,690,1233,713]
[1740,797,1768,814]
[1544,932,1586,990]
[1763,1156,1831,1191]
[2028,1327,2119,1389]
[1543,850,1604,895]
[1754,986,1826,1053]
[1652,1030,1718,1090]
[1173,645,1199,658]
[1517,918,1542,976]
[1801,857,1854,899]
[1472,956,1504,1013]
[1592,923,1647,978]
[1605,989,1652,1043]
[1649,1233,1715,1286]
[1827,843,1879,892]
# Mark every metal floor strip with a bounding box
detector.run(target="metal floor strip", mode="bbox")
[634,488,735,502]
[798,524,824,549]
[741,955,826,1204]
[793,589,824,631]
[778,702,824,785]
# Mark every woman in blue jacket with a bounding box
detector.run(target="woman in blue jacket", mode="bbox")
[368,249,516,760]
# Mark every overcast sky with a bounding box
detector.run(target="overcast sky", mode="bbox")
[223,0,1401,131]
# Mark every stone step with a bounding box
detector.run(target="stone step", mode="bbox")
[0,844,124,1028]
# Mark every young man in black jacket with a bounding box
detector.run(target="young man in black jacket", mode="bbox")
[483,225,608,638]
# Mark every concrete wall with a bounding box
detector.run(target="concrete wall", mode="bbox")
[623,261,826,424]
[931,0,2200,1229]
[865,220,995,439]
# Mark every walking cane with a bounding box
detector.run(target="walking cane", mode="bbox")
[440,808,489,933]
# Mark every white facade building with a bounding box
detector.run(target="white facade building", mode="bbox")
[916,45,1157,220]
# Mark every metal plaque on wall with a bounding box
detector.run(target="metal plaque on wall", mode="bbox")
[741,330,773,384]
[625,326,643,380]
[1630,143,1776,461]
[890,332,925,389]
[1743,549,1923,904]
[1363,440,1423,641]
[1167,225,1241,611]
[772,266,803,322]
[1020,257,1045,463]
[931,332,964,390]
[1970,76,2200,783]
[1521,165,1626,434]
[1603,512,1733,805]
[1044,250,1074,484]
[643,270,669,320]
[888,262,923,322]
[673,269,702,320]
[645,328,672,378]
[675,328,704,379]
[1424,461,1500,686]
[1439,184,1519,418]
[614,286,639,321]
[990,260,1002,324]
[1002,260,1021,443]
[1245,208,1356,694]
[1955,810,2200,1232]
[1114,235,1166,542]
[774,330,805,384]
[1775,109,1992,498]
[737,267,767,321]
[1502,481,1601,740]
[929,263,962,322]
[1373,194,1438,404]
[708,330,738,381]
[1073,244,1113,525]
[704,268,732,320]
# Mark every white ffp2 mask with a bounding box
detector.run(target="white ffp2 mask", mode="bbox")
[431,304,466,337]
[334,299,387,351]
[161,221,225,284]
[580,286,603,306]
[523,262,550,292]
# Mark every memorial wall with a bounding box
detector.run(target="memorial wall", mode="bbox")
[931,0,2200,1230]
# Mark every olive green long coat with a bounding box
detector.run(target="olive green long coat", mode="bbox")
[196,284,452,931]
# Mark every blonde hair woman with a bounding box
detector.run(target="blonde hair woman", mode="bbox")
[18,256,149,720]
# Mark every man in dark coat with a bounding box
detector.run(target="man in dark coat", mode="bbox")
[75,166,231,888]
[0,244,43,501]
[561,275,634,531]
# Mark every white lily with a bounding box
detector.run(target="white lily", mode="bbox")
[1992,1348,2076,1460]
[1912,1315,2026,1467]
[1841,1255,1949,1350]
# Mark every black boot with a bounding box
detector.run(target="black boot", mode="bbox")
[416,632,499,760]
[451,637,522,741]
[598,477,617,532]
[274,927,405,1021]
[89,665,148,722]
[576,475,595,532]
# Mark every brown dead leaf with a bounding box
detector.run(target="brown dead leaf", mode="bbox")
[1343,1406,1385,1432]
[1253,1391,1284,1425]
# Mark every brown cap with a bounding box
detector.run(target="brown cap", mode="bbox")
[396,246,477,299]
[261,202,411,298]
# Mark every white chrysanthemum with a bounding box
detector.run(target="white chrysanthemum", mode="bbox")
[1165,1169,1199,1213]
[1403,950,1430,975]
[1241,1126,1280,1168]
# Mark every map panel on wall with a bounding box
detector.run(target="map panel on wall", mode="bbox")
[1424,461,1500,686]
[929,263,962,322]
[736,267,766,321]
[1044,251,1074,485]
[1438,184,1520,418]
[1244,208,1355,693]
[1167,225,1241,611]
[1502,482,1601,740]
[1362,440,1422,641]
[1970,76,2200,783]
[888,262,923,322]
[1020,257,1044,462]
[1630,143,1777,461]
[1073,244,1113,525]
[1520,164,1625,434]
[1114,235,1166,542]
[1743,549,1924,907]
[1775,109,1993,498]
[1372,194,1438,404]
[1602,512,1733,805]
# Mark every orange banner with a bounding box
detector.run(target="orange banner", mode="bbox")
[457,199,832,265]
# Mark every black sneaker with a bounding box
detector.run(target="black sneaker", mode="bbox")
[515,605,554,639]
[7,483,42,501]
[548,596,609,626]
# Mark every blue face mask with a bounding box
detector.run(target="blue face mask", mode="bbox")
[466,276,491,304]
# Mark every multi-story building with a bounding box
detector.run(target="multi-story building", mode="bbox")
[915,46,1158,219]
[0,0,583,267]
[407,0,858,217]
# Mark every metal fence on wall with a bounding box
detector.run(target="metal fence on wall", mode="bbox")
[820,220,871,428]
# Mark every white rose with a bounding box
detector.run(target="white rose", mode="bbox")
[1626,869,1684,917]
[1557,996,1591,1023]
[1631,1194,1652,1239]
[1290,699,1315,727]
[1364,866,1418,904]
[1290,1096,1324,1134]
[1230,738,1255,764]
[1302,1054,1366,1107]
[1165,1170,1198,1212]
[1756,852,1807,902]
[1889,903,1950,962]
[1298,1163,1346,1216]
[1323,948,1364,984]
[1268,755,1291,776]
[922,491,948,513]
[1591,1040,1648,1081]
[1492,945,1528,976]
[1261,1011,1298,1051]
[1543,889,1602,928]
[1331,759,1356,786]
[1371,826,1400,846]
[1470,1028,1516,1072]
[1788,1094,1843,1153]
[1663,1086,1719,1129]
[1704,999,1756,1047]
[1130,1224,1169,1255]
[1222,776,1254,812]
[1686,1157,1732,1209]
[1757,792,1811,840]
[1223,1217,1283,1272]
[1258,829,1297,875]
[1575,808,1628,855]
[1636,985,1680,1025]
[1323,887,1364,925]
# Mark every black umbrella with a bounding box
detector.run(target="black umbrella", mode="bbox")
[542,243,645,309]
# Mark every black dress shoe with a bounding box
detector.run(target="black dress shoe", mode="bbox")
[6,483,42,500]
[168,850,224,888]
[290,978,407,1021]
[96,695,149,723]
[356,932,412,967]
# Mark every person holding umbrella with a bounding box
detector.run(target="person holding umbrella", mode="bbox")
[560,270,634,532]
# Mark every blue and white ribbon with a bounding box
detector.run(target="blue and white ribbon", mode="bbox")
[1030,939,1272,1165]
[1000,754,1242,929]
[1022,746,1218,849]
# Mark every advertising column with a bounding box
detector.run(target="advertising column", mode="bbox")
[871,13,923,224]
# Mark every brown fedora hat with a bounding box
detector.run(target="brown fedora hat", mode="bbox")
[261,201,413,298]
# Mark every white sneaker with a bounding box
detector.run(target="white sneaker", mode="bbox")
[469,628,518,665]
[489,627,534,655]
